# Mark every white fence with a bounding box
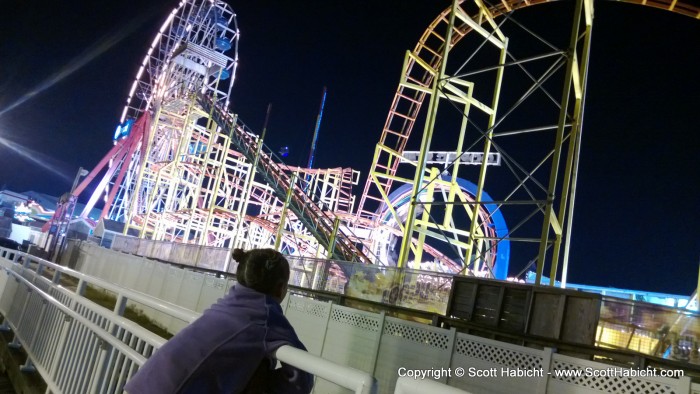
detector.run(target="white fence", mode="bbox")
[64,243,700,394]
[70,242,235,334]
[0,247,167,393]
[108,235,454,315]
[104,237,700,366]
[0,247,406,394]
[111,236,231,272]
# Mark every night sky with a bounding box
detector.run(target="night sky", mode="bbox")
[0,0,698,294]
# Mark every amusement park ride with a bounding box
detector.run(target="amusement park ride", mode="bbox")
[43,0,697,285]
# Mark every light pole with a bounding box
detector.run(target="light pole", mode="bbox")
[48,167,88,262]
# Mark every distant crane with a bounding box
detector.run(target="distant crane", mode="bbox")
[306,87,327,169]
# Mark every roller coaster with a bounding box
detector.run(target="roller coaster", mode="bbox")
[44,0,699,283]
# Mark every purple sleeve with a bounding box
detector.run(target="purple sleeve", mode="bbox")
[264,362,314,394]
[262,303,314,393]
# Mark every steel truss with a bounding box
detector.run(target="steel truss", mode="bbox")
[356,0,594,280]
[356,0,696,280]
[58,0,698,279]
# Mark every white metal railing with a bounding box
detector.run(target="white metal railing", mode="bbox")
[12,240,699,394]
[394,377,470,394]
[11,247,200,324]
[275,345,374,394]
[71,242,700,394]
[0,248,165,393]
[0,247,379,394]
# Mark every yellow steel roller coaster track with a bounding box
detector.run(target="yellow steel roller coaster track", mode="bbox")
[355,0,697,278]
[357,0,699,221]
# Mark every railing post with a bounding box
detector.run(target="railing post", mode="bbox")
[312,260,329,292]
[22,254,30,268]
[76,279,87,296]
[538,347,555,394]
[20,357,36,373]
[8,335,21,349]
[27,300,48,350]
[88,340,111,394]
[114,294,128,317]
[306,258,317,289]
[368,311,385,376]
[49,315,73,385]
[13,288,33,335]
[679,375,691,394]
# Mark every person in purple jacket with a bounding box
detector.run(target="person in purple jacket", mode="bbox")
[124,248,314,393]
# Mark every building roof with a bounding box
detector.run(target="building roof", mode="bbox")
[103,219,126,233]
[100,219,140,237]
[70,217,97,228]
[0,190,29,200]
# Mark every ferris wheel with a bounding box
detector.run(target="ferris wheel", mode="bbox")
[120,0,239,124]
[74,0,368,260]
[102,0,240,224]
[44,0,244,258]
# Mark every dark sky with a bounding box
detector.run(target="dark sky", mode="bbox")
[0,0,698,294]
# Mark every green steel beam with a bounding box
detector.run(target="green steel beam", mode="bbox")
[398,0,459,268]
[554,0,595,287]
[535,0,589,286]
[327,217,341,259]
[275,172,296,251]
[462,3,508,273]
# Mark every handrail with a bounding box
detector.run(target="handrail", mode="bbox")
[14,250,200,324]
[0,256,155,393]
[275,345,375,394]
[5,245,698,393]
[0,248,380,394]
[394,377,470,394]
[11,260,168,348]
[2,263,154,365]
